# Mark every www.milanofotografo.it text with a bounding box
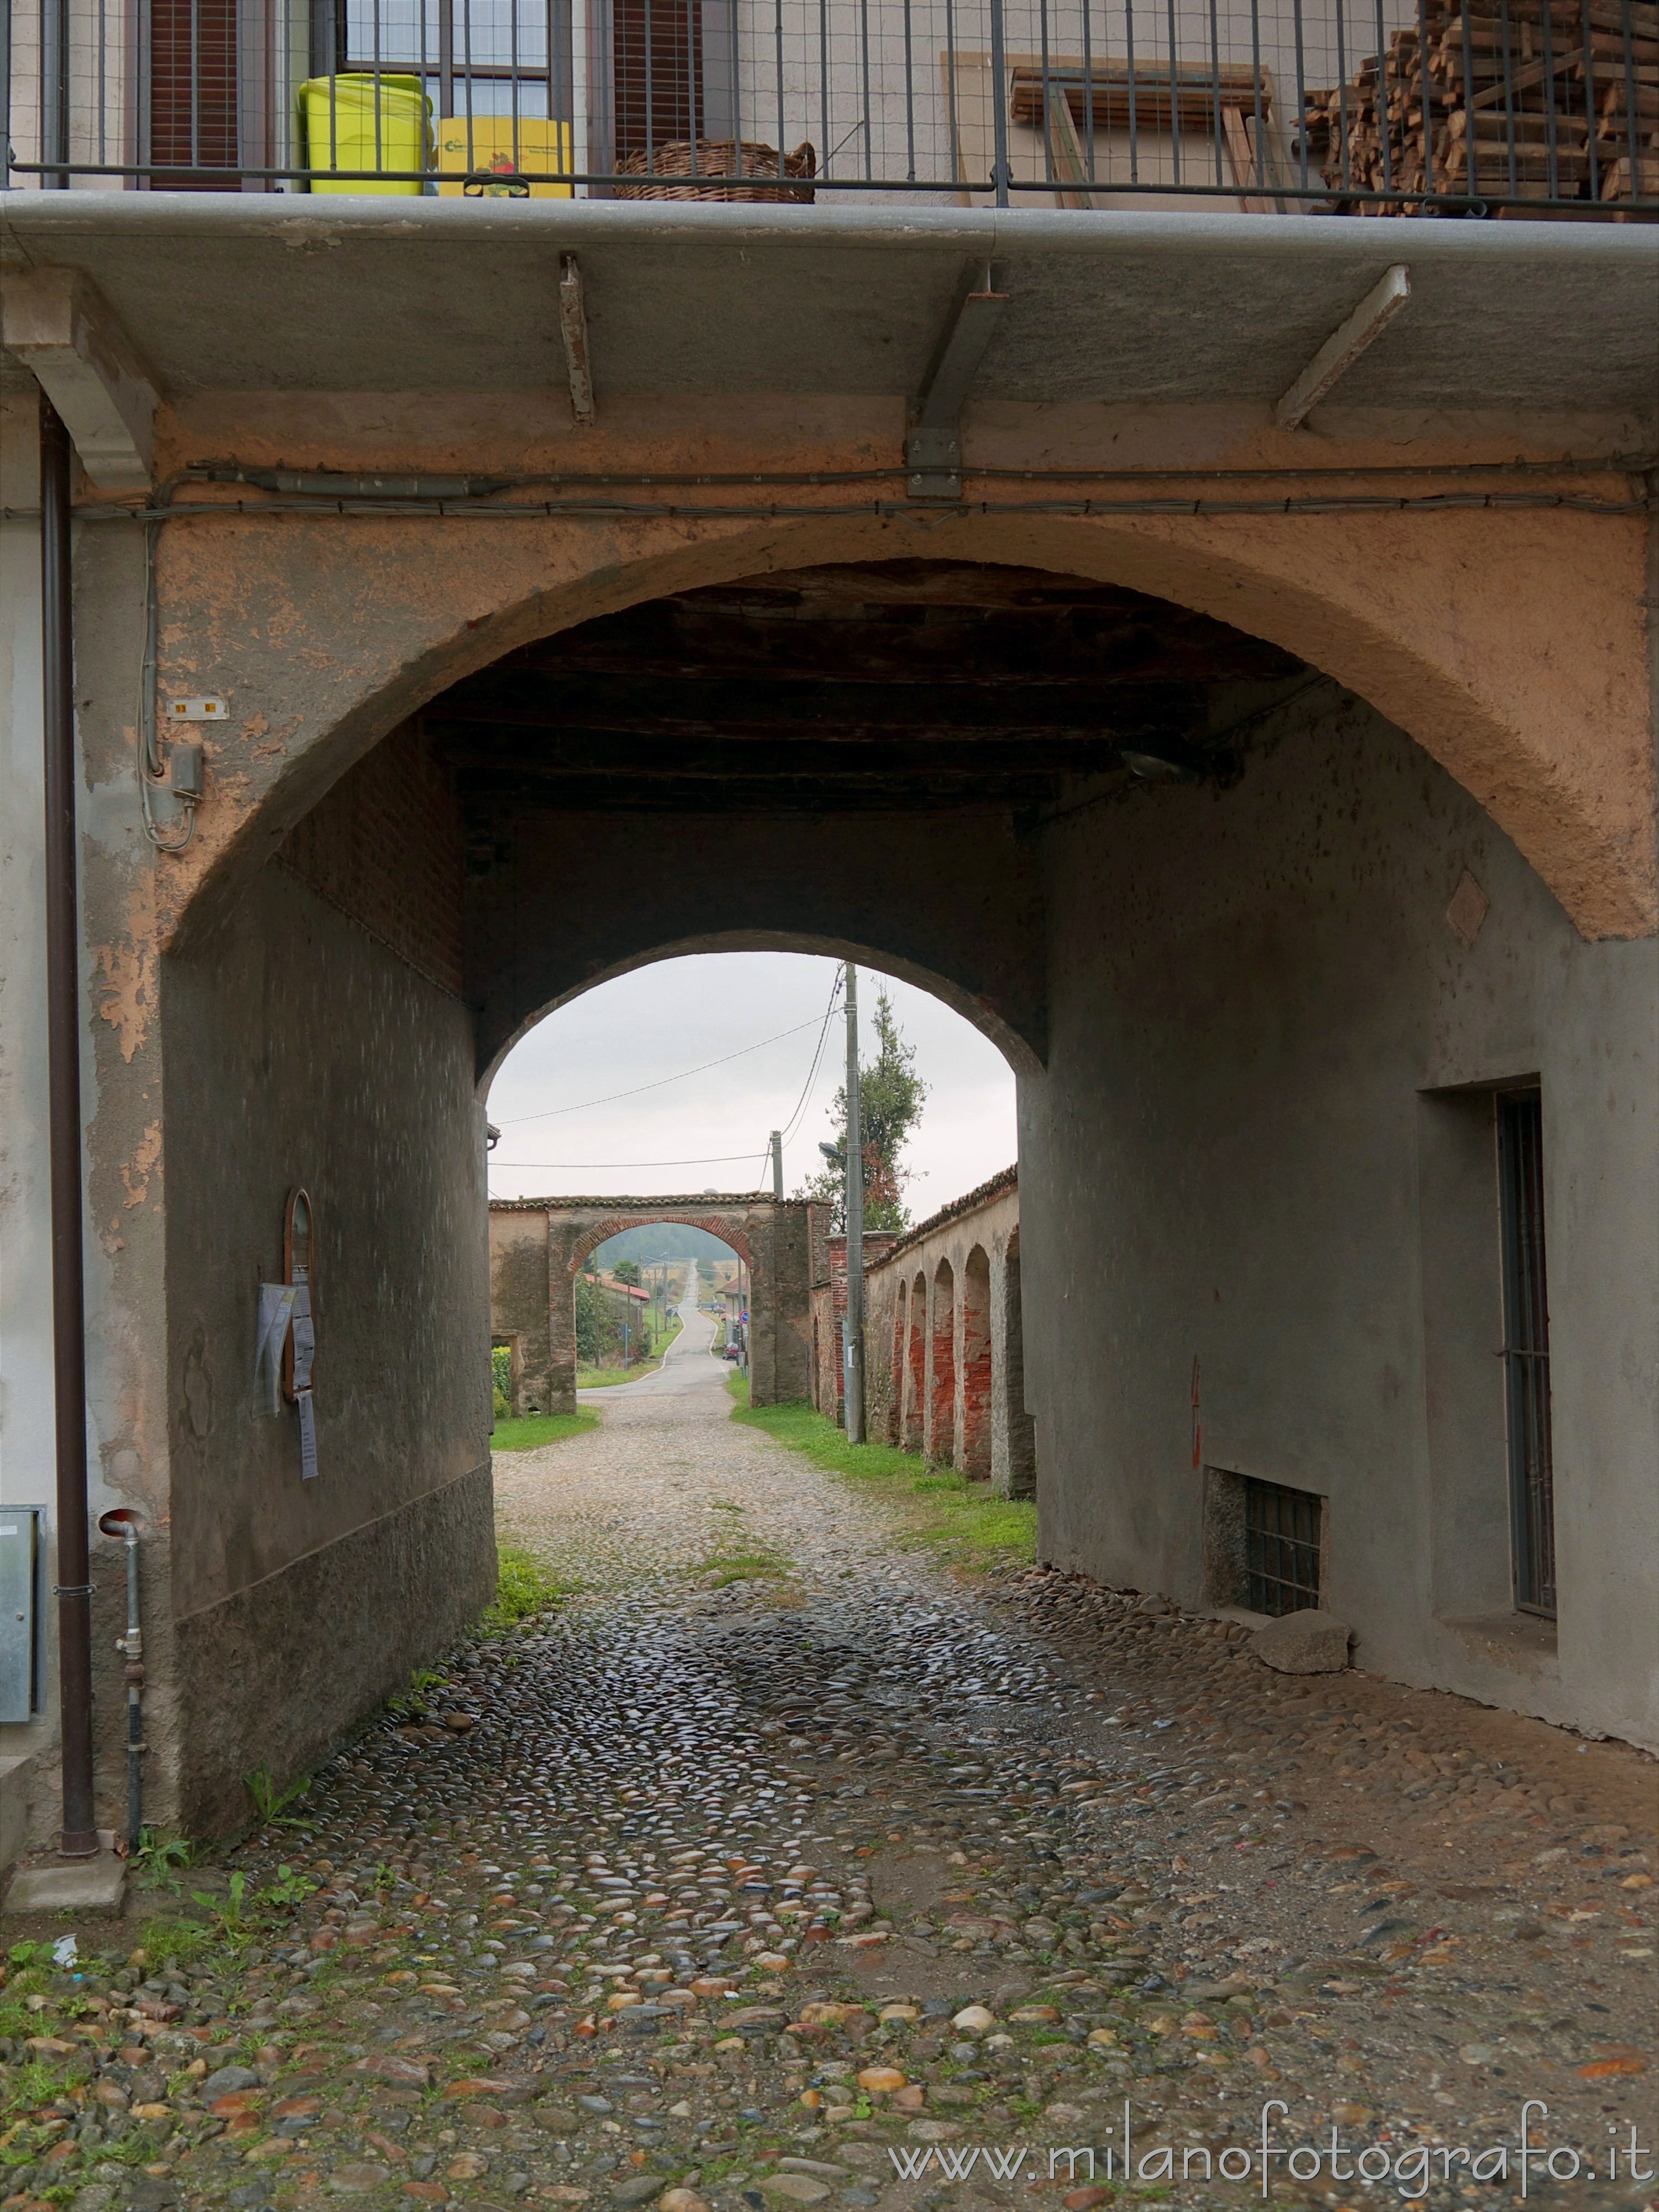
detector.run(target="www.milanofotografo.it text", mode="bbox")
[885,2101,1656,2200]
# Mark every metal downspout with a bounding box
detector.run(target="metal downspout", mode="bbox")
[41,395,99,1861]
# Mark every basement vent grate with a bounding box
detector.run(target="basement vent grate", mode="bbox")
[1242,1476,1323,1616]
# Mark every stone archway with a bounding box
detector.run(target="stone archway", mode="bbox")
[150,502,1655,971]
[489,1194,812,1414]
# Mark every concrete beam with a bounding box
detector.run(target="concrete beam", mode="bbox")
[1,267,156,492]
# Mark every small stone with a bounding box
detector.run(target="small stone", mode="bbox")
[330,2164,394,2193]
[351,2056,432,2085]
[447,2154,492,2180]
[1250,1610,1352,1674]
[659,2194,708,2212]
[1009,2006,1060,2023]
[854,2068,905,2094]
[611,2178,666,2208]
[950,2006,995,2034]
[1063,2192,1112,2211]
[756,2178,830,2204]
[202,2066,263,2101]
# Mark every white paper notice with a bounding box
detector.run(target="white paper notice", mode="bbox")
[290,1281,315,1393]
[296,1389,319,1481]
[255,1282,298,1416]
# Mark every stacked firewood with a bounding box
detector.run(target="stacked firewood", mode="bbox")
[1299,0,1657,212]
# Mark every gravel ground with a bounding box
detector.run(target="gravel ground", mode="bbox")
[4,1305,1654,2212]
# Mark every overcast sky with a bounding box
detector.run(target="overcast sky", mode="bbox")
[484,952,1017,1217]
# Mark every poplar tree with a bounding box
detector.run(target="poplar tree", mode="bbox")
[797,989,927,1232]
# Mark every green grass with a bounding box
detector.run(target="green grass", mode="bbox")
[728,1374,1037,1570]
[477,1542,566,1634]
[490,1408,599,1451]
[700,1547,796,1588]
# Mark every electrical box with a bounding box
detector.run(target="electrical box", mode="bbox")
[169,742,205,801]
[0,1507,45,1722]
[165,697,227,721]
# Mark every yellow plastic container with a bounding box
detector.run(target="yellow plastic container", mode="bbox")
[298,74,432,193]
[435,117,573,196]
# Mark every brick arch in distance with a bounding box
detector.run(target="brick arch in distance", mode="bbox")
[564,1209,755,1275]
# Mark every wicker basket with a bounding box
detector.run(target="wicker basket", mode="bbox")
[614,138,816,202]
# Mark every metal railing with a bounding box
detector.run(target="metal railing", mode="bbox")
[6,0,1656,211]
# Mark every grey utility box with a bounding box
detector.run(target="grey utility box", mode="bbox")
[0,1507,46,1722]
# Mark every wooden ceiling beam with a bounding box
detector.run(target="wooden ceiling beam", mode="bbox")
[430,675,1199,739]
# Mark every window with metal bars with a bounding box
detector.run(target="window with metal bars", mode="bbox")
[148,0,243,184]
[1242,1475,1323,1616]
[613,0,703,164]
[1498,1091,1556,1618]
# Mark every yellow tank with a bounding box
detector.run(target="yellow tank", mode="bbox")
[298,74,432,193]
[435,117,573,196]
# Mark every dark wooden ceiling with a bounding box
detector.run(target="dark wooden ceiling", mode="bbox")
[426,561,1307,813]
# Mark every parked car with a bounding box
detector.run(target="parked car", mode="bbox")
[722,1343,742,1362]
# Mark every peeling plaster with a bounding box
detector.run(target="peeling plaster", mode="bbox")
[120,1119,163,1208]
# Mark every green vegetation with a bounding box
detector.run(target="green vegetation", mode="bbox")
[491,1344,512,1418]
[190,1869,248,1938]
[594,1223,735,1266]
[796,985,928,1232]
[131,1825,194,1887]
[490,1407,599,1450]
[728,1374,1037,1570]
[576,1312,682,1387]
[243,1766,313,1826]
[700,1546,796,1588]
[477,1541,565,1634]
[388,1665,451,1718]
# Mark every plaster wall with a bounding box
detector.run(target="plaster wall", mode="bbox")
[0,392,58,1838]
[1020,689,1659,1748]
[160,863,496,1833]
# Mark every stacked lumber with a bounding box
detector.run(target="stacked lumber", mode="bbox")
[1300,0,1657,213]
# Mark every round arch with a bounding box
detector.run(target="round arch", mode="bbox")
[161,503,1654,953]
[481,930,1041,1097]
[566,1212,753,1275]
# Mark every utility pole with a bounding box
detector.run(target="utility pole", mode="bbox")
[770,1128,783,1202]
[843,961,865,1443]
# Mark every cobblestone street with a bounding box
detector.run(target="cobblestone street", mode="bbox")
[4,1306,1654,2212]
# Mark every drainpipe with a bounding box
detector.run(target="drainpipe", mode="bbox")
[42,395,98,1860]
[99,1511,145,1847]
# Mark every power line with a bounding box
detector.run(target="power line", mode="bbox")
[778,972,846,1148]
[494,1014,830,1125]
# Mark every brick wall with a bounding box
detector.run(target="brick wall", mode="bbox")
[278,722,465,998]
[807,1230,899,1426]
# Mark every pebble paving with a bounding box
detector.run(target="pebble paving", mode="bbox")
[4,1306,1655,2212]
